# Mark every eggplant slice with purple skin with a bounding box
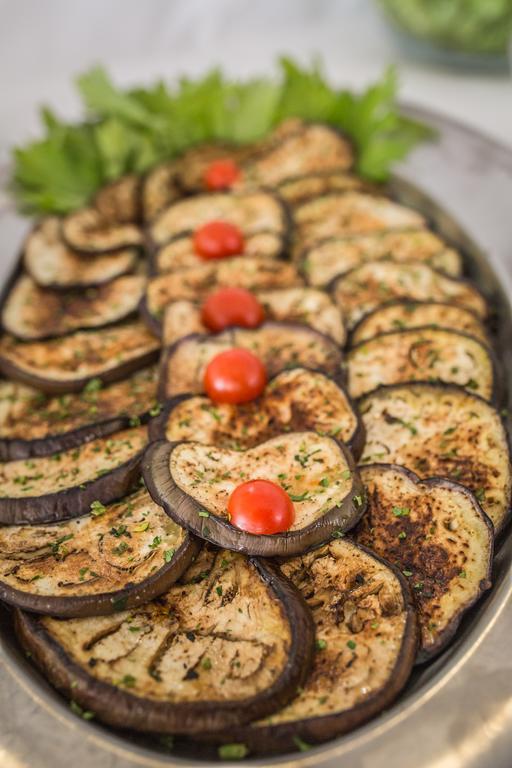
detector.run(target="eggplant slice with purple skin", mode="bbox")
[300,230,462,288]
[359,383,511,532]
[148,190,289,247]
[150,368,365,460]
[23,218,138,290]
[93,175,142,224]
[206,539,417,755]
[15,545,315,734]
[293,192,426,255]
[0,487,199,616]
[141,160,183,223]
[241,123,355,188]
[144,432,365,557]
[142,258,303,337]
[152,230,285,274]
[0,425,147,525]
[159,323,342,402]
[346,327,498,402]
[331,261,487,330]
[277,171,370,209]
[0,364,160,461]
[350,301,487,345]
[2,273,146,341]
[354,464,493,661]
[162,286,346,347]
[0,319,160,394]
[62,207,143,254]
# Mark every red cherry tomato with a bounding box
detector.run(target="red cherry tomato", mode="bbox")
[228,479,295,535]
[193,221,245,260]
[204,348,267,404]
[204,159,241,191]
[201,288,265,333]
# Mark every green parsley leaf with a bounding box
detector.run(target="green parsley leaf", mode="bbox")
[10,61,430,215]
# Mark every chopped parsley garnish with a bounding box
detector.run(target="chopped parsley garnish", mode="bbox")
[392,506,410,517]
[218,744,248,760]
[90,500,106,517]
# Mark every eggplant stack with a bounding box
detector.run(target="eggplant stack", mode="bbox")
[1,118,504,759]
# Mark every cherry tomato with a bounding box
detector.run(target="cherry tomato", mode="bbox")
[228,479,295,535]
[204,348,267,404]
[201,287,265,332]
[193,221,245,260]
[204,158,241,191]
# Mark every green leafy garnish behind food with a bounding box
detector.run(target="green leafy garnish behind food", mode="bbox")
[10,58,431,215]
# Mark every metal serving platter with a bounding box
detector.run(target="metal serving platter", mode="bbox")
[0,105,511,768]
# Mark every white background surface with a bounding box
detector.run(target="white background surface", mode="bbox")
[0,0,511,151]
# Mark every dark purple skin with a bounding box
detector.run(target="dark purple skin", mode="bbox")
[0,532,200,618]
[199,542,418,756]
[347,324,502,406]
[148,367,366,461]
[355,462,494,663]
[0,448,145,525]
[142,437,366,558]
[14,557,316,734]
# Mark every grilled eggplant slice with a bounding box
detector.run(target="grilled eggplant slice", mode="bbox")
[212,539,417,754]
[243,124,354,187]
[23,218,138,290]
[351,301,487,345]
[153,231,285,274]
[294,193,425,252]
[150,368,364,458]
[62,208,143,254]
[144,432,364,556]
[162,288,346,347]
[359,383,511,531]
[0,320,160,394]
[149,191,288,246]
[175,142,249,194]
[0,488,198,616]
[0,425,147,524]
[277,172,369,208]
[142,161,182,223]
[0,365,159,461]
[2,273,146,341]
[142,258,302,335]
[346,328,496,401]
[331,262,487,329]
[94,175,141,223]
[160,323,342,401]
[302,230,462,287]
[15,546,315,734]
[354,464,493,660]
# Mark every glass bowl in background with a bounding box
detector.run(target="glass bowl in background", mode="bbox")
[378,0,512,71]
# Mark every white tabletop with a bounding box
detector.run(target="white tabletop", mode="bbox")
[1,0,511,151]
